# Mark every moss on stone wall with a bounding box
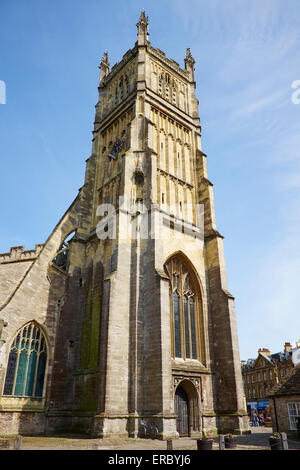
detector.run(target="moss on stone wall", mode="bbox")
[90,296,101,368]
[80,281,92,369]
[76,374,97,412]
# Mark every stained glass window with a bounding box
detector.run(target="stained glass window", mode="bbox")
[190,297,197,359]
[3,322,47,398]
[165,255,205,363]
[173,291,181,358]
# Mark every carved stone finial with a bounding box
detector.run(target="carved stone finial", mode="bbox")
[184,48,195,80]
[0,319,8,339]
[99,51,110,84]
[101,51,109,66]
[137,10,149,45]
[137,10,149,26]
[185,47,195,64]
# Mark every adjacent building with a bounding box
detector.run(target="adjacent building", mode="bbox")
[268,363,300,437]
[242,342,300,414]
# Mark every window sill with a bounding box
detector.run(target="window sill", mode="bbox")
[172,358,209,373]
[0,396,45,412]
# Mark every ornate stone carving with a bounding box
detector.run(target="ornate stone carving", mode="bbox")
[0,319,8,339]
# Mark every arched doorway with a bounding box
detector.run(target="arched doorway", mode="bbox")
[174,379,200,437]
[175,386,189,436]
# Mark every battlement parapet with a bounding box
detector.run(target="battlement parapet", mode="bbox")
[147,44,189,80]
[0,244,44,264]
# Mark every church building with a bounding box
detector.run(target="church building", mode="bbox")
[0,12,249,438]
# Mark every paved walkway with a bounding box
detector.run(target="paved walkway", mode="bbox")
[6,427,300,451]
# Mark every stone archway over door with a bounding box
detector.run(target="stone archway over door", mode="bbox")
[175,386,189,436]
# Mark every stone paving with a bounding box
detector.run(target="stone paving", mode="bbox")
[3,426,300,451]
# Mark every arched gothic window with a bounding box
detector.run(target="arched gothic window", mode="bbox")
[3,322,47,398]
[157,73,178,105]
[165,255,205,364]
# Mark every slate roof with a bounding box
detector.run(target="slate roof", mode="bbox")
[268,363,300,397]
[242,348,296,370]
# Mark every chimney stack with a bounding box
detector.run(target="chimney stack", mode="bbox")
[258,348,270,355]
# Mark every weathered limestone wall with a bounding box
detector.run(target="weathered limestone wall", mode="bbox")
[269,396,299,438]
[0,196,81,435]
[0,246,44,307]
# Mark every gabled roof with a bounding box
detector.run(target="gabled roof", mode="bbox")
[260,353,274,364]
[243,348,296,370]
[269,363,300,397]
[252,352,274,369]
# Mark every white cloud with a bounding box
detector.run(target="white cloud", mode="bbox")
[231,90,286,119]
[237,226,300,358]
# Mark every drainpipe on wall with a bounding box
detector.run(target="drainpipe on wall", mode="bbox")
[272,398,279,432]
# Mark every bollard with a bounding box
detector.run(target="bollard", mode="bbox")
[167,439,173,450]
[13,437,22,450]
[219,435,225,450]
[280,432,288,450]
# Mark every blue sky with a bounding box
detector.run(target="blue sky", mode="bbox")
[0,0,300,360]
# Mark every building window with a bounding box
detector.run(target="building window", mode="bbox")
[119,79,124,101]
[158,74,163,95]
[172,81,177,105]
[257,372,261,381]
[3,322,47,398]
[263,371,267,380]
[287,403,300,430]
[270,370,273,380]
[157,73,178,105]
[165,254,205,364]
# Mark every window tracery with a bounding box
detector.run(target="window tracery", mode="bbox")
[165,255,205,363]
[157,72,178,105]
[3,322,47,398]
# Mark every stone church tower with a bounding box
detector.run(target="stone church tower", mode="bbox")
[0,13,249,438]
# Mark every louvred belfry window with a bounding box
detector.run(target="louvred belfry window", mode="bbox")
[3,322,47,398]
[165,255,206,364]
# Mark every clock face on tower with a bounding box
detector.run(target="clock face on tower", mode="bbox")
[108,140,123,159]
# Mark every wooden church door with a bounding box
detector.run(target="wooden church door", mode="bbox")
[175,386,189,436]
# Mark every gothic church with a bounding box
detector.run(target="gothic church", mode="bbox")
[0,13,249,438]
